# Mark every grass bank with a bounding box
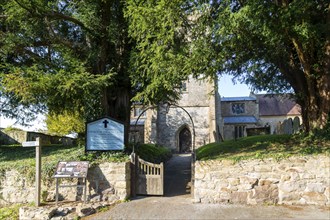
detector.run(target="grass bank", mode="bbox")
[0,204,23,219]
[196,133,330,162]
[0,143,171,219]
[0,143,171,182]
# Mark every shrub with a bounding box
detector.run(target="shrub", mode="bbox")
[126,143,172,164]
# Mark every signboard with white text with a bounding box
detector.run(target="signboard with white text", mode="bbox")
[86,117,125,151]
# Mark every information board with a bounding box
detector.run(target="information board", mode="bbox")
[86,117,125,151]
[54,161,89,178]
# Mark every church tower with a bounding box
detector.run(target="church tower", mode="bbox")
[144,76,221,152]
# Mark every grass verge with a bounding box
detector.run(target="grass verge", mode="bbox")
[196,133,330,162]
[0,204,24,220]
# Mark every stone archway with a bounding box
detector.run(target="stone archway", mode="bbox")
[178,127,192,153]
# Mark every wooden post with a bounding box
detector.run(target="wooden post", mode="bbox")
[35,137,41,207]
[84,178,87,203]
[22,138,42,207]
[130,153,136,197]
[55,178,59,205]
[135,155,140,195]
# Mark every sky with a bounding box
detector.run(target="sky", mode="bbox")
[218,74,252,97]
[0,113,46,131]
[0,74,253,131]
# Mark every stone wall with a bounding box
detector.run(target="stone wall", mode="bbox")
[194,155,330,206]
[0,129,74,146]
[0,129,27,145]
[0,162,130,206]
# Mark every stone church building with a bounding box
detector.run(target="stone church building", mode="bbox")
[130,75,222,153]
[221,93,301,140]
[130,77,301,152]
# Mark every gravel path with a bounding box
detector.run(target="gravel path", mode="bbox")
[84,154,330,220]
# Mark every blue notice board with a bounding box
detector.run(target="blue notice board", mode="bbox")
[86,117,125,151]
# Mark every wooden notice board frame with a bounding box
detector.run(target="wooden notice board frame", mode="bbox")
[53,161,89,204]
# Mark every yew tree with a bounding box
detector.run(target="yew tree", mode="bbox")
[0,0,198,139]
[206,0,330,131]
[1,0,328,135]
[0,0,135,141]
[125,0,330,132]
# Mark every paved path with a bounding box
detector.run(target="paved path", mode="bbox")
[84,154,330,220]
[164,153,192,196]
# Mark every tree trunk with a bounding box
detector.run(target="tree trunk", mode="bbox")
[98,0,132,146]
[279,60,329,132]
[300,74,330,132]
[315,74,330,127]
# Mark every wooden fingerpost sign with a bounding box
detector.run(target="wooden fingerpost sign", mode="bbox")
[22,137,42,207]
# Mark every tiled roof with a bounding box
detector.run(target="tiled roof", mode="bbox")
[221,96,256,102]
[223,116,258,124]
[257,94,301,116]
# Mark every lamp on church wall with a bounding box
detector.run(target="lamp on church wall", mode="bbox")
[164,102,170,114]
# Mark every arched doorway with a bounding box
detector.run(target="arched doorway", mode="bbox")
[179,127,192,153]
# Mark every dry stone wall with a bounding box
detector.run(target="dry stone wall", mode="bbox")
[194,155,330,206]
[0,129,74,145]
[0,162,130,206]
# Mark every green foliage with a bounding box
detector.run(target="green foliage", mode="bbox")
[196,134,330,162]
[41,190,49,203]
[3,127,24,132]
[45,111,85,136]
[208,0,328,89]
[124,0,216,104]
[0,0,129,123]
[125,0,184,103]
[309,114,330,140]
[299,145,322,155]
[1,0,329,132]
[206,0,329,130]
[0,204,22,220]
[0,142,171,186]
[78,151,129,166]
[126,143,172,164]
[96,205,111,213]
[1,64,112,120]
[0,144,84,182]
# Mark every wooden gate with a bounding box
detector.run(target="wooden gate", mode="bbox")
[132,154,164,196]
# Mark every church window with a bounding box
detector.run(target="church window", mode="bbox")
[232,103,245,114]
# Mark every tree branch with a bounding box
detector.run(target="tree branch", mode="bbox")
[292,37,312,73]
[14,0,39,16]
[44,11,93,34]
[14,0,96,37]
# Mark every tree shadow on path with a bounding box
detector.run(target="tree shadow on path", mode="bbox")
[164,154,192,197]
